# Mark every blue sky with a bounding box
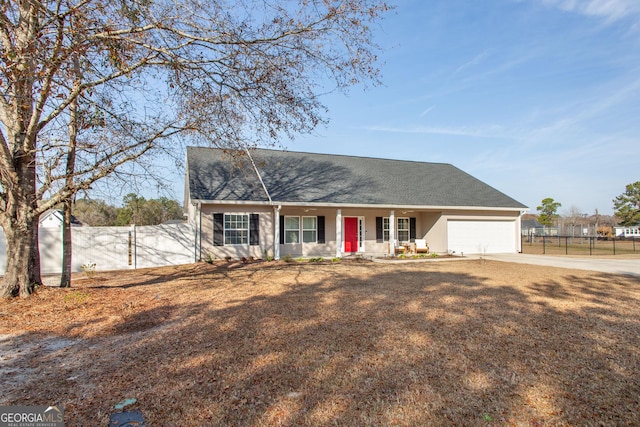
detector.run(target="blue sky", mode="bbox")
[150,0,639,215]
[279,0,640,216]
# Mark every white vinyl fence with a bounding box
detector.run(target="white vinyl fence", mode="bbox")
[0,223,195,275]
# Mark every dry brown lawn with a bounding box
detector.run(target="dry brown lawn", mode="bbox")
[1,259,639,426]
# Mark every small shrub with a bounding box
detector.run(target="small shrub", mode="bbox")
[282,254,293,263]
[81,262,96,279]
[224,256,232,262]
[430,253,439,258]
[331,257,341,263]
[203,252,215,264]
[308,257,323,262]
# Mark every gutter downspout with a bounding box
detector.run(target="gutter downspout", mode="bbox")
[517,210,524,253]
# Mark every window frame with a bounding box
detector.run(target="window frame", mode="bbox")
[302,216,318,243]
[381,217,411,242]
[380,217,389,242]
[224,213,249,245]
[284,216,300,244]
[397,217,410,242]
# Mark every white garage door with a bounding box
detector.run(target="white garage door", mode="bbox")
[447,220,517,254]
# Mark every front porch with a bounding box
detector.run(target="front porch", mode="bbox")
[274,207,437,260]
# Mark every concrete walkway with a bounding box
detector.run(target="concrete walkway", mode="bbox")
[484,254,640,277]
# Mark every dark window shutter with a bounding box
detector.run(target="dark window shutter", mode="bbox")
[376,217,383,243]
[213,213,224,246]
[279,215,285,244]
[410,217,417,242]
[249,214,259,246]
[317,216,325,244]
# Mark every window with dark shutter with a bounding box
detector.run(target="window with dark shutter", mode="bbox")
[410,217,417,242]
[317,216,325,244]
[213,213,224,246]
[376,217,383,243]
[249,214,259,245]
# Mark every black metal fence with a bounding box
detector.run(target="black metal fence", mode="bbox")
[521,235,639,256]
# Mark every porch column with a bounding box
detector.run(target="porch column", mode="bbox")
[195,202,202,262]
[336,209,342,258]
[274,205,281,260]
[389,210,395,255]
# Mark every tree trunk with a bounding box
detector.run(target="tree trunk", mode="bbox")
[60,200,72,288]
[1,153,43,298]
[1,215,41,298]
[60,54,80,289]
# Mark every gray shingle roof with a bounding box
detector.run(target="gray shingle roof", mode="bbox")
[186,147,527,209]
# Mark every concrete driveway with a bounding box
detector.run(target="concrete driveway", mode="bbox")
[484,254,640,277]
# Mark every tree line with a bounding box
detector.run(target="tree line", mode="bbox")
[535,181,640,227]
[72,194,184,227]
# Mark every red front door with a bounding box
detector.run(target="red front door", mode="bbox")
[344,217,358,252]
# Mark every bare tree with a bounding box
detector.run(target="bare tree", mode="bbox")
[60,54,81,288]
[1,0,390,297]
[563,205,584,237]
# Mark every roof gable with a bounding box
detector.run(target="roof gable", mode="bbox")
[186,147,527,209]
[39,209,82,225]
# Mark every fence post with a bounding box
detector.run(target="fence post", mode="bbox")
[543,236,546,254]
[565,236,568,255]
[130,224,137,269]
[589,237,592,256]
[613,237,616,256]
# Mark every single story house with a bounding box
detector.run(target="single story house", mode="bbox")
[614,226,640,238]
[185,147,528,260]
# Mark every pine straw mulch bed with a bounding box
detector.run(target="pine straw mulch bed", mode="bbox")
[1,259,640,426]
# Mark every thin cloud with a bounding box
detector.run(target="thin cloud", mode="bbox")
[453,50,490,75]
[419,105,436,117]
[541,0,640,22]
[364,124,512,139]
[525,74,640,137]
